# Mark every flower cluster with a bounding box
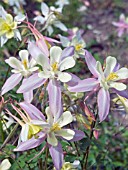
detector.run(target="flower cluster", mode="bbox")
[0,1,128,170]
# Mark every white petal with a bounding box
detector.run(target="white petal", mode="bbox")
[47,26,54,35]
[41,2,49,16]
[45,107,54,125]
[5,57,22,70]
[116,67,128,80]
[104,56,117,77]
[50,46,62,65]
[110,82,127,91]
[59,57,75,71]
[0,159,11,170]
[54,21,68,31]
[58,72,71,82]
[19,50,29,62]
[20,124,29,142]
[57,111,73,127]
[14,29,21,41]
[47,132,58,146]
[55,129,75,140]
[38,71,51,78]
[34,16,46,24]
[96,61,104,78]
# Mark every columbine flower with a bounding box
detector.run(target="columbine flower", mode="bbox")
[34,2,67,35]
[11,101,84,170]
[0,159,11,170]
[6,103,46,144]
[55,0,69,9]
[17,43,75,95]
[68,51,128,122]
[59,31,86,59]
[43,107,75,146]
[112,13,128,37]
[1,50,38,103]
[0,6,25,46]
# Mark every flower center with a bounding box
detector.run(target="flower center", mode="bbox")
[51,62,58,72]
[106,72,119,81]
[28,124,42,139]
[75,44,83,51]
[50,123,61,132]
[0,21,11,35]
[22,59,28,70]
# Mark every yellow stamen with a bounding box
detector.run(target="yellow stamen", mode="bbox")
[51,62,58,72]
[22,59,28,69]
[75,44,83,51]
[106,72,119,81]
[50,123,61,132]
[28,124,42,139]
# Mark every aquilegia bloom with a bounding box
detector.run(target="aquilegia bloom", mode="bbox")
[0,6,25,46]
[60,31,86,59]
[34,2,67,35]
[68,50,128,122]
[1,50,38,102]
[17,43,75,95]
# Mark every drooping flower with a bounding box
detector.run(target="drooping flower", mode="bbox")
[59,31,86,59]
[0,6,25,46]
[0,159,11,170]
[34,2,67,35]
[1,50,38,103]
[68,51,128,122]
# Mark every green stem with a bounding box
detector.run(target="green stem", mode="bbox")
[82,113,98,170]
[0,119,4,142]
[44,147,49,170]
[1,123,18,149]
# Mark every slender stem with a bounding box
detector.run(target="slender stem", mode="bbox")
[0,123,18,149]
[44,147,49,170]
[0,119,4,142]
[82,112,98,170]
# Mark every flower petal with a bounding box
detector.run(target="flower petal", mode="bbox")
[49,142,64,170]
[104,56,117,77]
[0,159,11,170]
[5,57,22,70]
[17,73,46,93]
[28,42,49,69]
[61,46,75,61]
[97,88,110,122]
[55,129,75,140]
[57,111,73,127]
[19,102,45,120]
[19,50,29,63]
[47,79,62,120]
[68,78,99,92]
[47,132,58,146]
[41,2,49,16]
[1,73,22,95]
[113,89,128,99]
[69,130,85,142]
[14,136,46,151]
[50,46,62,65]
[20,124,29,142]
[116,67,128,80]
[58,72,72,82]
[23,90,33,103]
[54,21,67,31]
[85,50,99,77]
[110,82,127,91]
[59,57,75,71]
